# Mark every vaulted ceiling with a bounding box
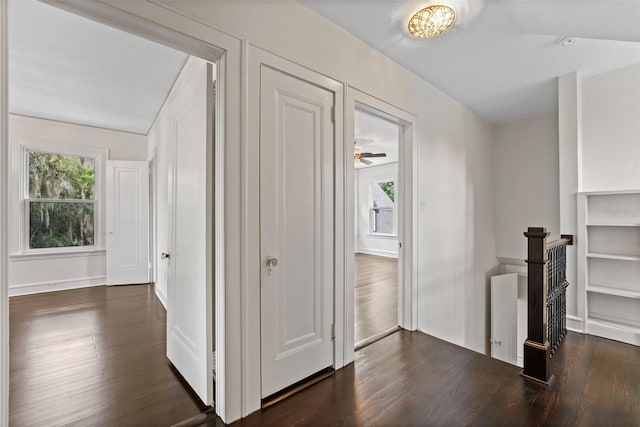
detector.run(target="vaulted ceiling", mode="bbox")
[302,0,640,124]
[8,0,189,134]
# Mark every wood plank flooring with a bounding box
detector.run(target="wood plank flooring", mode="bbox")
[354,253,397,344]
[9,285,206,427]
[226,330,640,426]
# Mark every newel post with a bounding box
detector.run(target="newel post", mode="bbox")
[522,227,551,384]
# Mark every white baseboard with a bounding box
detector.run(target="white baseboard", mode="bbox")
[566,315,584,333]
[516,354,523,368]
[9,276,106,297]
[155,285,167,309]
[355,248,398,259]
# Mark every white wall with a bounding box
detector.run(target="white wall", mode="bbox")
[7,114,147,295]
[355,163,398,258]
[147,56,208,307]
[581,63,640,192]
[493,112,560,262]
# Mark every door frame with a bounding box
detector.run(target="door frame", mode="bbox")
[1,0,244,423]
[245,45,345,411]
[343,88,418,365]
[0,1,9,424]
[148,148,157,283]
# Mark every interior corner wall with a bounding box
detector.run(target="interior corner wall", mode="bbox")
[355,163,398,258]
[7,114,147,296]
[492,112,560,262]
[146,56,208,308]
[581,63,640,191]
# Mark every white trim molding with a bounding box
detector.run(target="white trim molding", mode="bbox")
[9,276,107,297]
[1,0,9,424]
[355,248,398,259]
[566,314,584,334]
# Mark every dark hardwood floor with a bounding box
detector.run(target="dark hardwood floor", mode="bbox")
[225,330,639,427]
[9,284,205,427]
[354,253,397,344]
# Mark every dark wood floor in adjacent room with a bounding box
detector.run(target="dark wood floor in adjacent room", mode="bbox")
[354,253,397,344]
[9,285,205,427]
[226,330,640,427]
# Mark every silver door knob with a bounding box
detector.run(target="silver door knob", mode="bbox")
[266,256,278,275]
[161,252,170,260]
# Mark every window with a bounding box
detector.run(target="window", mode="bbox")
[26,150,96,249]
[370,180,395,235]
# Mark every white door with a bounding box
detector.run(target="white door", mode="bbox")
[106,160,149,285]
[166,60,214,406]
[260,65,335,398]
[490,273,518,365]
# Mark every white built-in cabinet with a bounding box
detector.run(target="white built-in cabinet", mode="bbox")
[578,190,640,346]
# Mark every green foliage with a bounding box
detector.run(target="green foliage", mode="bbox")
[378,181,395,202]
[28,151,95,249]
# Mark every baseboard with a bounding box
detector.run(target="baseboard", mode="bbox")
[355,248,398,259]
[155,285,167,309]
[516,354,524,368]
[566,315,584,333]
[9,276,106,297]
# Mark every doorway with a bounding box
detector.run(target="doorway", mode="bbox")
[4,0,219,424]
[343,89,418,361]
[353,108,401,346]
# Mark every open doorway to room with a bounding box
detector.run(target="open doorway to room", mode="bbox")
[353,107,401,347]
[6,1,217,425]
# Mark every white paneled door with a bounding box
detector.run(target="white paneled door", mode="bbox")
[490,273,518,365]
[106,160,149,285]
[260,65,335,398]
[166,60,214,406]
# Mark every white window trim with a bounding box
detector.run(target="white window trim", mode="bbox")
[369,178,397,237]
[16,138,107,254]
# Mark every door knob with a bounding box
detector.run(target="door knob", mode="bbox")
[161,252,170,260]
[266,256,278,275]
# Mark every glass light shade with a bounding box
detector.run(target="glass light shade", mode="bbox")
[408,5,456,38]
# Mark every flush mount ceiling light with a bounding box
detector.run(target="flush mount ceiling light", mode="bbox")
[408,5,457,38]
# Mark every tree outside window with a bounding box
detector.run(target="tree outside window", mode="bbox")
[27,150,96,249]
[370,181,395,235]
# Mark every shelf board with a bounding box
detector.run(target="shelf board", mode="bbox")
[587,253,640,262]
[587,285,640,299]
[587,223,640,227]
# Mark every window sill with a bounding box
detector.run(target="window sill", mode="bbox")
[367,233,398,239]
[10,249,106,261]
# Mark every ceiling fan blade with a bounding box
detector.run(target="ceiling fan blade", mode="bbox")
[360,153,387,158]
[505,1,640,42]
[360,158,373,165]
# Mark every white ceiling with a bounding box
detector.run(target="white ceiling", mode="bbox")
[302,0,640,124]
[8,0,189,134]
[355,109,399,169]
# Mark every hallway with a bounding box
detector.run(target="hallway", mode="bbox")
[230,330,640,426]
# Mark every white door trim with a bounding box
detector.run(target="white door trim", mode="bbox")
[0,0,9,425]
[344,88,418,365]
[245,44,344,412]
[6,0,244,423]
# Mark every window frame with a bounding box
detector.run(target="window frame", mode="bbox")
[368,178,397,237]
[19,140,107,254]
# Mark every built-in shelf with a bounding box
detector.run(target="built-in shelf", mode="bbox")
[587,253,640,262]
[581,191,640,347]
[587,285,640,299]
[587,223,640,227]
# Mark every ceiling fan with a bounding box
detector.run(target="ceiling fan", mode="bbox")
[354,146,386,165]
